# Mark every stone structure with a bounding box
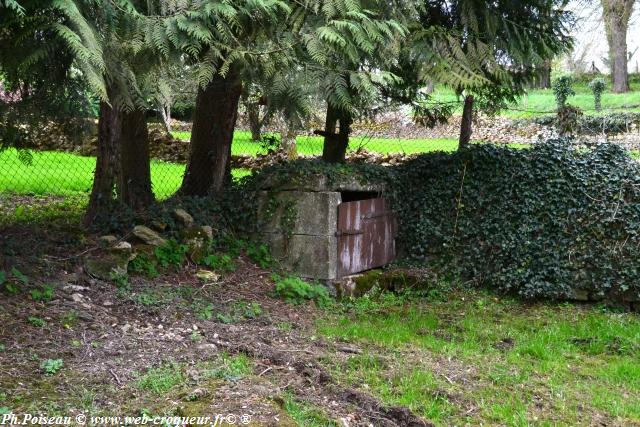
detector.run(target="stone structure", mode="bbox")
[257,174,394,280]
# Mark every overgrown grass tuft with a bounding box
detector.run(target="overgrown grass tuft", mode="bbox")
[319,287,640,425]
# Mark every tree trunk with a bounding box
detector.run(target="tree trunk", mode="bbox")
[85,101,153,226]
[279,119,298,160]
[602,0,634,93]
[180,70,243,196]
[531,61,551,89]
[458,95,474,150]
[159,103,172,134]
[246,102,263,141]
[321,104,351,163]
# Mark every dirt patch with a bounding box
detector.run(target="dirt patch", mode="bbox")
[0,222,431,426]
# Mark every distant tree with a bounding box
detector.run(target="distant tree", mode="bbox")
[601,0,636,92]
[409,0,573,149]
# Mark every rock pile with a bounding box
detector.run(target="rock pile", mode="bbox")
[83,208,214,279]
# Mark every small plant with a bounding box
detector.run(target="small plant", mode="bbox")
[40,358,64,375]
[272,274,331,307]
[0,343,5,352]
[30,284,55,303]
[60,311,78,328]
[28,316,45,327]
[247,242,273,268]
[137,363,184,394]
[109,270,130,291]
[588,77,606,112]
[0,407,10,416]
[202,253,236,272]
[129,254,159,278]
[135,290,164,307]
[552,75,575,110]
[204,353,252,382]
[2,267,28,294]
[190,330,202,342]
[154,240,188,269]
[194,302,214,320]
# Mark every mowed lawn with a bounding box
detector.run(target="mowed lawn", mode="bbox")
[172,130,462,155]
[431,82,640,118]
[0,134,462,197]
[0,149,249,199]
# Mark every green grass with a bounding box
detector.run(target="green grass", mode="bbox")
[172,130,461,155]
[0,148,250,198]
[432,82,640,119]
[318,289,640,426]
[281,393,338,427]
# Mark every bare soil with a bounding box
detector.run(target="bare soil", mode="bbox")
[0,222,431,426]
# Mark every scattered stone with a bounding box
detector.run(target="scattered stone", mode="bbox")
[63,284,90,292]
[132,225,166,247]
[197,343,217,352]
[195,270,219,283]
[173,208,195,228]
[70,293,84,303]
[103,301,113,306]
[121,323,131,333]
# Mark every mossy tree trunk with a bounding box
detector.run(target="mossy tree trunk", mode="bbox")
[85,93,153,226]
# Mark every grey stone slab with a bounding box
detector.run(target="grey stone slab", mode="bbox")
[261,233,338,280]
[258,191,341,236]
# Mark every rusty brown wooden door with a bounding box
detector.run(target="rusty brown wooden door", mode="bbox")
[336,198,395,277]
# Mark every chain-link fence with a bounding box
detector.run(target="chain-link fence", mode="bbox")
[1,109,639,209]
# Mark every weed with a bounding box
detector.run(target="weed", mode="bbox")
[247,242,273,268]
[190,331,202,343]
[0,407,10,416]
[154,240,188,269]
[193,302,214,320]
[272,274,331,307]
[0,343,5,352]
[60,311,78,328]
[109,271,129,291]
[11,267,28,285]
[202,253,236,272]
[216,301,263,324]
[215,313,234,324]
[40,359,64,375]
[2,267,28,294]
[137,363,184,394]
[30,284,55,303]
[28,316,45,327]
[281,393,338,426]
[129,254,159,278]
[203,354,252,382]
[277,322,293,331]
[135,290,165,307]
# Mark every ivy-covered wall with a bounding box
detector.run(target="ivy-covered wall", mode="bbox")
[391,140,640,302]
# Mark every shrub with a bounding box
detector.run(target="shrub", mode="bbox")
[272,274,332,307]
[588,77,606,112]
[552,75,575,110]
[390,140,640,302]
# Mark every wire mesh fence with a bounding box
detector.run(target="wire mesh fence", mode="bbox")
[0,129,461,203]
[1,108,638,208]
